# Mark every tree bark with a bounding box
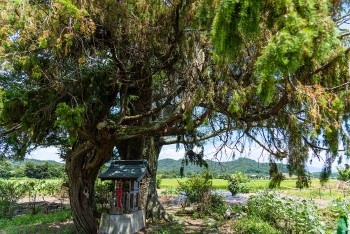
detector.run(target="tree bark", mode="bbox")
[143,137,171,221]
[116,137,171,221]
[66,141,113,233]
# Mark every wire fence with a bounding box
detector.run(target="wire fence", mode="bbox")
[280,185,350,199]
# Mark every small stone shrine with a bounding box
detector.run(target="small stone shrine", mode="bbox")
[98,160,148,234]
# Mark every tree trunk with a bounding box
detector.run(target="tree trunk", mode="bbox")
[66,141,113,233]
[116,137,171,221]
[143,138,171,221]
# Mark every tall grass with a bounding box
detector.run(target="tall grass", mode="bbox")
[0,210,74,234]
[0,210,72,229]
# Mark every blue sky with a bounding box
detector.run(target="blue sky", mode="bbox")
[28,142,338,172]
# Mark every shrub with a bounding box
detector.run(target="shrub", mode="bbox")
[156,174,163,189]
[95,181,112,212]
[0,161,13,178]
[177,169,212,206]
[247,191,326,233]
[208,192,228,217]
[235,216,280,234]
[337,166,350,181]
[227,172,250,195]
[177,170,228,219]
[0,181,26,218]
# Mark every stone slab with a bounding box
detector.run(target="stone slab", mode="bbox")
[99,210,145,234]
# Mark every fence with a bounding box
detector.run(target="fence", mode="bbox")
[279,185,350,199]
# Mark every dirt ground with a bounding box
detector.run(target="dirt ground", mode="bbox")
[138,193,239,234]
[13,191,332,233]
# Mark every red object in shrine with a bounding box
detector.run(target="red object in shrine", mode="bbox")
[117,181,123,208]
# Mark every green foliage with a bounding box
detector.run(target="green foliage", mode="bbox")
[234,216,280,234]
[176,169,228,219]
[22,180,62,214]
[24,161,64,179]
[331,197,350,218]
[269,161,287,189]
[158,158,288,177]
[177,169,212,206]
[227,172,250,195]
[0,160,13,178]
[156,174,163,189]
[0,210,72,233]
[54,102,86,145]
[337,165,350,181]
[337,216,348,234]
[212,0,262,58]
[248,191,326,233]
[160,188,179,195]
[207,192,228,218]
[0,180,26,218]
[269,173,285,189]
[94,180,112,213]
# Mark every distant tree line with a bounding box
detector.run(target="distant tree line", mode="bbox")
[157,158,289,178]
[0,160,64,179]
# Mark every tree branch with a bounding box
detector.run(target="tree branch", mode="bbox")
[0,124,21,137]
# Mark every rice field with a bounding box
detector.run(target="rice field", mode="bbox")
[159,178,346,200]
[160,178,229,190]
[160,178,339,190]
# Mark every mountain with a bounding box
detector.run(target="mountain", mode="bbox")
[158,157,289,176]
[9,158,63,167]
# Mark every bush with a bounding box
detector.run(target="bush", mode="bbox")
[235,216,280,234]
[177,169,212,206]
[156,174,163,189]
[95,181,112,213]
[337,166,350,181]
[247,191,326,233]
[177,170,228,219]
[208,192,228,217]
[0,181,26,218]
[227,172,250,195]
[0,161,13,178]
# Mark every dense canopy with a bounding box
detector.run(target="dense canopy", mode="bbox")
[1,0,350,232]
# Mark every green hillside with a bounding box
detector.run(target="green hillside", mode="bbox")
[158,158,289,177]
[10,158,63,167]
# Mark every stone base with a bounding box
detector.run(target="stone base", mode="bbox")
[99,210,145,234]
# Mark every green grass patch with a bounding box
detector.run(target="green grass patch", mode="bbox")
[161,178,340,194]
[0,210,72,230]
[160,178,228,190]
[0,178,63,183]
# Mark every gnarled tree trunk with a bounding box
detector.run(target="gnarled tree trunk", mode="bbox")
[116,136,171,221]
[66,141,113,233]
[144,137,171,220]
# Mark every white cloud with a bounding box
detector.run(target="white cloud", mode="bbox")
[159,145,184,160]
[27,147,63,162]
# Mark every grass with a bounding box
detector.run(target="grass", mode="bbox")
[160,178,228,190]
[0,210,74,234]
[0,178,63,183]
[161,178,338,190]
[160,178,345,201]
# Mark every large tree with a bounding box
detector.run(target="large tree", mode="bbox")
[0,1,209,232]
[1,0,350,233]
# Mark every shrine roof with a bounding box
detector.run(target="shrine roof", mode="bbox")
[98,160,148,181]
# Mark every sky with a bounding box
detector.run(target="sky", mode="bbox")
[27,143,273,163]
[27,141,342,172]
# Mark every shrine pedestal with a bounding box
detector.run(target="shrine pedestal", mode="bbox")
[99,210,145,234]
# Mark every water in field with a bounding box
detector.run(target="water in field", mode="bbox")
[167,190,248,206]
[213,190,249,205]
